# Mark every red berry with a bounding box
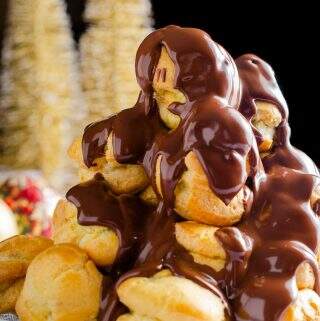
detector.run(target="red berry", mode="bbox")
[21,204,33,215]
[19,185,42,203]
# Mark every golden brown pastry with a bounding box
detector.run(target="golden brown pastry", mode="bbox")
[68,136,83,164]
[252,101,282,153]
[0,235,53,284]
[175,221,226,271]
[70,135,148,195]
[72,45,185,199]
[281,289,320,321]
[117,270,227,321]
[0,278,24,313]
[11,25,319,321]
[152,46,186,129]
[53,199,119,266]
[176,223,316,289]
[139,185,159,206]
[103,134,149,193]
[117,314,159,321]
[295,262,315,290]
[156,152,248,226]
[0,235,52,313]
[151,46,250,226]
[16,244,102,321]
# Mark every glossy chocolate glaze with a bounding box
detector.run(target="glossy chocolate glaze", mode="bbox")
[83,25,254,205]
[236,54,288,122]
[66,26,320,321]
[66,173,150,266]
[98,203,231,321]
[82,93,162,168]
[230,166,320,321]
[236,54,319,176]
[144,98,257,207]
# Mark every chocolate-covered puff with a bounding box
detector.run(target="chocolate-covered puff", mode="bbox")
[236,54,319,175]
[74,26,258,321]
[51,26,320,321]
[236,54,288,122]
[136,25,241,106]
[83,26,258,209]
[83,26,244,170]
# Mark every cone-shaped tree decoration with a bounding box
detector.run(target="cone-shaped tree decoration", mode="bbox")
[80,0,152,121]
[0,0,85,191]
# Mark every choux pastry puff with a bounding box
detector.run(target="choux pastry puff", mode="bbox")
[151,45,251,226]
[1,25,319,321]
[15,244,102,321]
[0,235,53,313]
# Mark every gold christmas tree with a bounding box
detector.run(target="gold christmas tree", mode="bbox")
[0,0,85,190]
[80,0,153,121]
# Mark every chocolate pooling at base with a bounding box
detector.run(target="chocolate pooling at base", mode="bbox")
[66,26,320,321]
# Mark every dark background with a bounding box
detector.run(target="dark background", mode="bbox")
[0,1,319,161]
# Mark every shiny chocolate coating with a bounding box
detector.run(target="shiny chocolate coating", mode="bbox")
[236,54,319,176]
[66,26,320,321]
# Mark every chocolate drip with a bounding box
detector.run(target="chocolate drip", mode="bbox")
[236,54,288,122]
[236,54,319,176]
[137,26,255,205]
[235,57,320,321]
[65,26,320,321]
[83,26,258,206]
[263,142,319,175]
[231,166,320,321]
[66,174,149,265]
[144,98,257,206]
[83,92,162,168]
[135,26,241,106]
[98,277,127,321]
[82,118,114,168]
[99,203,231,321]
[215,227,253,300]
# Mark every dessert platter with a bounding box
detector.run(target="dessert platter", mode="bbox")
[1,25,320,321]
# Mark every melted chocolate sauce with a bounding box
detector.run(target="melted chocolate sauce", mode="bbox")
[66,26,320,321]
[144,97,257,207]
[83,92,162,168]
[314,199,320,217]
[98,202,231,321]
[263,127,319,175]
[215,227,253,300]
[83,26,254,205]
[232,166,320,321]
[236,54,319,176]
[66,173,149,266]
[236,54,288,122]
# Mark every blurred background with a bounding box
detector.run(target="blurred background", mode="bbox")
[0,0,318,240]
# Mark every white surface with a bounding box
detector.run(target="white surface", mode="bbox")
[0,200,18,241]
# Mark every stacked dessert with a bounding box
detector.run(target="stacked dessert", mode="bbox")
[1,26,320,321]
